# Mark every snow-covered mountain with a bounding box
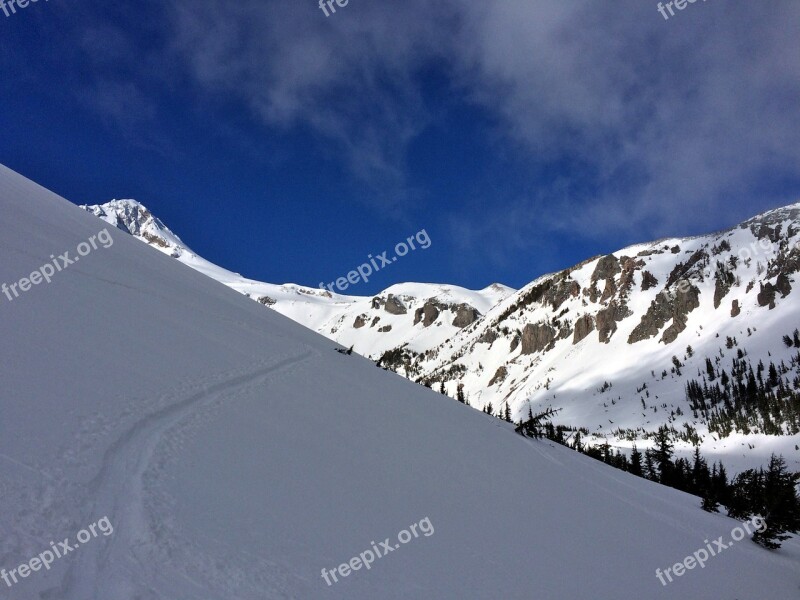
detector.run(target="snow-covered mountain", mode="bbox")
[4,164,799,599]
[411,205,800,472]
[82,198,516,364]
[82,198,800,473]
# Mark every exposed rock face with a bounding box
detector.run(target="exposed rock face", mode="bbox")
[371,297,384,310]
[753,223,782,243]
[544,277,581,311]
[498,271,580,322]
[510,334,521,353]
[414,302,441,327]
[596,301,630,344]
[713,268,735,309]
[775,273,792,297]
[731,299,741,317]
[256,296,276,307]
[488,366,508,386]
[378,325,392,333]
[641,271,658,291]
[453,304,480,328]
[628,283,700,344]
[600,278,617,303]
[592,254,621,281]
[666,249,708,289]
[618,257,641,298]
[573,315,595,344]
[384,294,407,315]
[757,282,777,309]
[521,323,557,355]
[142,231,169,248]
[354,315,367,329]
[663,284,701,343]
[371,316,381,327]
[479,329,499,345]
[767,244,800,278]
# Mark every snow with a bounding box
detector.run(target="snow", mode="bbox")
[413,219,800,473]
[2,165,799,597]
[80,196,800,476]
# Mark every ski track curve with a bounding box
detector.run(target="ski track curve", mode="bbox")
[46,350,316,600]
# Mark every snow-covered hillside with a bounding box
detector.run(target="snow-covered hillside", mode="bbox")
[412,206,800,473]
[82,198,800,474]
[82,199,515,360]
[4,165,799,597]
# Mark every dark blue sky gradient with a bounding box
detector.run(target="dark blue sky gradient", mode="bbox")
[1,1,798,294]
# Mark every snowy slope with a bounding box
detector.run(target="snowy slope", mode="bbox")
[82,199,800,474]
[82,199,515,362]
[413,209,800,473]
[3,165,799,597]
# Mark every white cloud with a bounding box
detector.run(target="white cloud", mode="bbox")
[157,0,800,241]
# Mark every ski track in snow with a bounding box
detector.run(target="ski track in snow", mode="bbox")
[43,350,315,600]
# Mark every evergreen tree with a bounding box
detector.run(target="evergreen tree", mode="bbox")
[692,446,711,495]
[572,431,583,453]
[600,441,612,464]
[706,358,716,381]
[712,462,730,507]
[753,454,800,549]
[515,407,560,439]
[644,450,657,481]
[701,494,720,512]
[629,444,644,477]
[652,426,675,485]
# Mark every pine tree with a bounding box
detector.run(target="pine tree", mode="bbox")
[701,495,720,512]
[652,426,675,485]
[706,358,716,381]
[572,431,583,452]
[629,444,644,478]
[692,446,710,494]
[712,462,730,506]
[753,454,800,549]
[644,450,657,481]
[456,384,466,404]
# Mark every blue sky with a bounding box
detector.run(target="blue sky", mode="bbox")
[1,1,799,294]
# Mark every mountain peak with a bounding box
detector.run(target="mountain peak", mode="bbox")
[81,199,189,258]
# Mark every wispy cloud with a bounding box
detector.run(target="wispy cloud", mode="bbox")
[75,0,800,250]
